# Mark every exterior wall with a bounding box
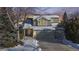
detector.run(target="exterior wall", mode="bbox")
[37,18,48,26]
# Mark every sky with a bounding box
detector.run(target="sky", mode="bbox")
[13,7,79,15]
[35,7,79,14]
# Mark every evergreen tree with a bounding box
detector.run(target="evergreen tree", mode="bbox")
[63,11,79,43]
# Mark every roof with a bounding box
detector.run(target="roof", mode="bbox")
[33,15,60,20]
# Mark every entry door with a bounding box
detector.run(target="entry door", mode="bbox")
[25,29,33,37]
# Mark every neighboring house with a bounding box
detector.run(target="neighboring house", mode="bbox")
[50,15,60,26]
[31,15,61,26]
[37,17,49,26]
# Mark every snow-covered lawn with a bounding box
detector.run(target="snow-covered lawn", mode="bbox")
[0,37,41,51]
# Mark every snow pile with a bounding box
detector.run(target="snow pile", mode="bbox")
[23,39,39,47]
[32,26,56,30]
[63,39,79,49]
[2,38,41,51]
[7,45,25,51]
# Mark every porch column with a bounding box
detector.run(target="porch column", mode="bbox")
[24,29,26,40]
[17,29,20,41]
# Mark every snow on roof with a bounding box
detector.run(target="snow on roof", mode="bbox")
[33,15,59,20]
[23,23,32,29]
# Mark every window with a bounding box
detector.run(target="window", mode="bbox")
[51,17,59,23]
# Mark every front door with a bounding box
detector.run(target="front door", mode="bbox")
[25,29,33,37]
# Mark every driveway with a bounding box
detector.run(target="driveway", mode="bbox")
[39,41,78,51]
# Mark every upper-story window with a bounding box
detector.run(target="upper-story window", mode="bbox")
[51,17,59,23]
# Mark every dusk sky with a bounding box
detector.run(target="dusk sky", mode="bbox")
[35,7,79,14]
[13,7,79,15]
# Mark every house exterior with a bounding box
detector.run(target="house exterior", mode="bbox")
[14,14,64,40]
[16,14,63,27]
[49,15,60,26]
